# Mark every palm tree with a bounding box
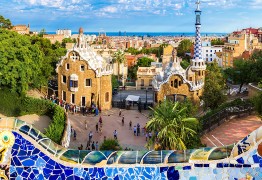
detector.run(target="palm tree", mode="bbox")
[112,50,126,81]
[146,100,199,150]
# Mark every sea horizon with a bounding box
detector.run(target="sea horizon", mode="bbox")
[46,31,227,37]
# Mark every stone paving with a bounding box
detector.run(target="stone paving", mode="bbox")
[201,115,262,147]
[69,108,150,150]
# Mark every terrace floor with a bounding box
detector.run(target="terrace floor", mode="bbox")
[201,115,262,147]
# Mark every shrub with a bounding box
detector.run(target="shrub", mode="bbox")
[253,92,262,116]
[0,89,66,144]
[100,139,122,151]
[44,105,66,144]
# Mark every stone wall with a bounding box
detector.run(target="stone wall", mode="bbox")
[248,83,262,98]
[60,112,71,148]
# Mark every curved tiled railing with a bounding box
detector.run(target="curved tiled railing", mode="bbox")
[0,117,261,179]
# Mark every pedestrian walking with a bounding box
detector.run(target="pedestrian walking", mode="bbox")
[129,120,132,130]
[91,141,95,151]
[99,116,103,127]
[113,130,118,140]
[146,133,148,141]
[133,126,137,136]
[149,132,152,139]
[119,109,122,117]
[137,126,140,136]
[121,116,124,126]
[88,131,93,143]
[85,119,88,130]
[96,123,99,133]
[73,130,76,140]
[95,141,99,150]
[99,126,102,136]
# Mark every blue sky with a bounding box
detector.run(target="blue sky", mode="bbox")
[1,0,262,33]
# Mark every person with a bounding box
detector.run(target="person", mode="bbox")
[73,130,76,140]
[146,133,148,141]
[129,120,132,130]
[119,109,122,117]
[121,116,124,126]
[88,131,93,143]
[133,126,137,136]
[149,132,152,139]
[113,130,118,140]
[91,141,95,151]
[78,144,83,150]
[137,126,140,136]
[85,119,88,130]
[96,123,99,133]
[99,116,103,127]
[99,126,102,136]
[95,141,99,151]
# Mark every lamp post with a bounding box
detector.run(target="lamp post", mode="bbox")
[145,88,148,110]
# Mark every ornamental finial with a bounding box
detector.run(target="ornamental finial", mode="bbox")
[196,0,200,10]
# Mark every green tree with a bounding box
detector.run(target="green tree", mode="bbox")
[61,37,74,48]
[0,29,44,94]
[177,39,193,57]
[146,100,199,150]
[202,62,227,110]
[224,59,255,93]
[137,57,154,67]
[0,15,12,29]
[100,139,122,150]
[180,60,190,69]
[112,75,119,90]
[211,39,224,46]
[253,92,262,117]
[112,50,126,81]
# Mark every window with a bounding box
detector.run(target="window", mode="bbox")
[80,65,85,71]
[85,79,92,87]
[189,77,193,81]
[70,80,78,88]
[171,81,173,87]
[206,58,208,61]
[210,50,212,52]
[210,54,212,57]
[206,50,208,52]
[82,97,86,106]
[179,81,181,86]
[206,54,208,57]
[62,75,66,83]
[71,94,75,104]
[210,58,213,61]
[62,91,66,101]
[199,71,201,76]
[105,92,109,102]
[149,80,152,86]
[174,79,178,88]
[66,63,70,70]
[141,79,144,86]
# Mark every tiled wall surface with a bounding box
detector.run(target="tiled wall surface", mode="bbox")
[0,118,261,179]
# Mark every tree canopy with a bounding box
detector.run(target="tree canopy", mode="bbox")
[137,57,155,67]
[211,39,224,46]
[202,62,227,110]
[146,100,200,150]
[177,39,193,57]
[0,29,66,94]
[0,15,12,29]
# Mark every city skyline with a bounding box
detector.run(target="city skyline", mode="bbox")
[1,0,262,33]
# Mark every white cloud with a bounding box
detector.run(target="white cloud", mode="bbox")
[102,6,118,13]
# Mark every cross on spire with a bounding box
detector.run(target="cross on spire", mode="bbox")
[196,0,200,10]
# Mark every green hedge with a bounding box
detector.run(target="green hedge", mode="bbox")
[0,89,65,144]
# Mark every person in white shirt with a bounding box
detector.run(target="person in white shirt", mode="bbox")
[113,130,118,140]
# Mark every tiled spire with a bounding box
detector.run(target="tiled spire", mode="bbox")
[193,0,202,61]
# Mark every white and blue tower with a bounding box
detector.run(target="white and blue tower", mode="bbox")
[191,0,206,71]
